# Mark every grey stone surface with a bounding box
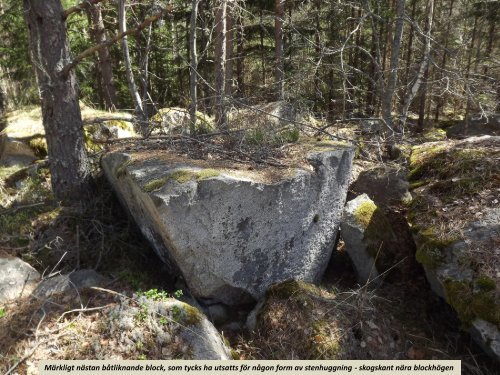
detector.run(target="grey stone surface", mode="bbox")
[205,303,229,325]
[32,269,105,299]
[106,295,232,360]
[349,165,411,207]
[447,114,500,138]
[417,206,499,362]
[0,138,37,167]
[341,194,380,285]
[102,146,354,305]
[470,319,500,363]
[0,256,40,304]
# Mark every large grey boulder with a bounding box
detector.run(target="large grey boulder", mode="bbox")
[102,144,354,305]
[415,207,500,362]
[0,256,40,304]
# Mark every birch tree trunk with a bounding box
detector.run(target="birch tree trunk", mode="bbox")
[380,0,405,133]
[23,0,92,202]
[189,0,199,133]
[118,0,147,134]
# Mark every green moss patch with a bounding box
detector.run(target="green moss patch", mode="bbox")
[354,200,377,229]
[143,169,221,192]
[171,303,203,326]
[443,279,500,328]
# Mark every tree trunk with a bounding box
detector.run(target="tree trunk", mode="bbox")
[401,0,417,106]
[118,0,147,134]
[380,0,405,133]
[236,13,245,96]
[434,0,455,122]
[23,0,92,203]
[88,2,119,110]
[464,12,478,134]
[0,85,6,157]
[400,0,435,132]
[215,0,227,128]
[189,0,199,133]
[226,2,234,97]
[275,0,285,100]
[260,10,266,86]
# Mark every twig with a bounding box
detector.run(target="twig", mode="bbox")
[4,338,51,375]
[0,201,53,216]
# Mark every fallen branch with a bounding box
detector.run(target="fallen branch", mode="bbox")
[59,4,173,76]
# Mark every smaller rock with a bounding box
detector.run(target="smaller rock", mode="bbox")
[470,319,500,363]
[0,256,40,304]
[32,269,105,299]
[205,303,229,325]
[0,139,37,167]
[341,195,385,285]
[360,119,381,135]
[107,295,232,359]
[350,165,411,207]
[446,114,500,138]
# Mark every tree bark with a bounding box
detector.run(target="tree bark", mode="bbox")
[0,85,6,157]
[380,0,405,133]
[23,0,92,203]
[464,12,478,134]
[434,0,455,122]
[88,2,119,110]
[118,0,147,134]
[215,0,227,128]
[226,1,234,97]
[189,0,199,133]
[275,0,285,100]
[236,13,245,96]
[399,0,434,131]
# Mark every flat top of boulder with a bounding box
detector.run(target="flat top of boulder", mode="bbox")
[108,137,352,184]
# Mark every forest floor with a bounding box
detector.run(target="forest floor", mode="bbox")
[0,105,498,374]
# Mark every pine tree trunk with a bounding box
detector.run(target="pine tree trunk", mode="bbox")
[189,0,199,133]
[226,2,234,97]
[381,0,405,133]
[236,13,245,96]
[0,85,6,157]
[23,0,92,203]
[275,0,285,100]
[400,0,434,132]
[88,2,119,110]
[215,0,227,128]
[434,0,455,122]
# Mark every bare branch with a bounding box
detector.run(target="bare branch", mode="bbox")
[59,4,173,77]
[63,0,106,19]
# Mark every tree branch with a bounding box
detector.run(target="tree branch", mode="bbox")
[59,4,173,77]
[63,0,106,19]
